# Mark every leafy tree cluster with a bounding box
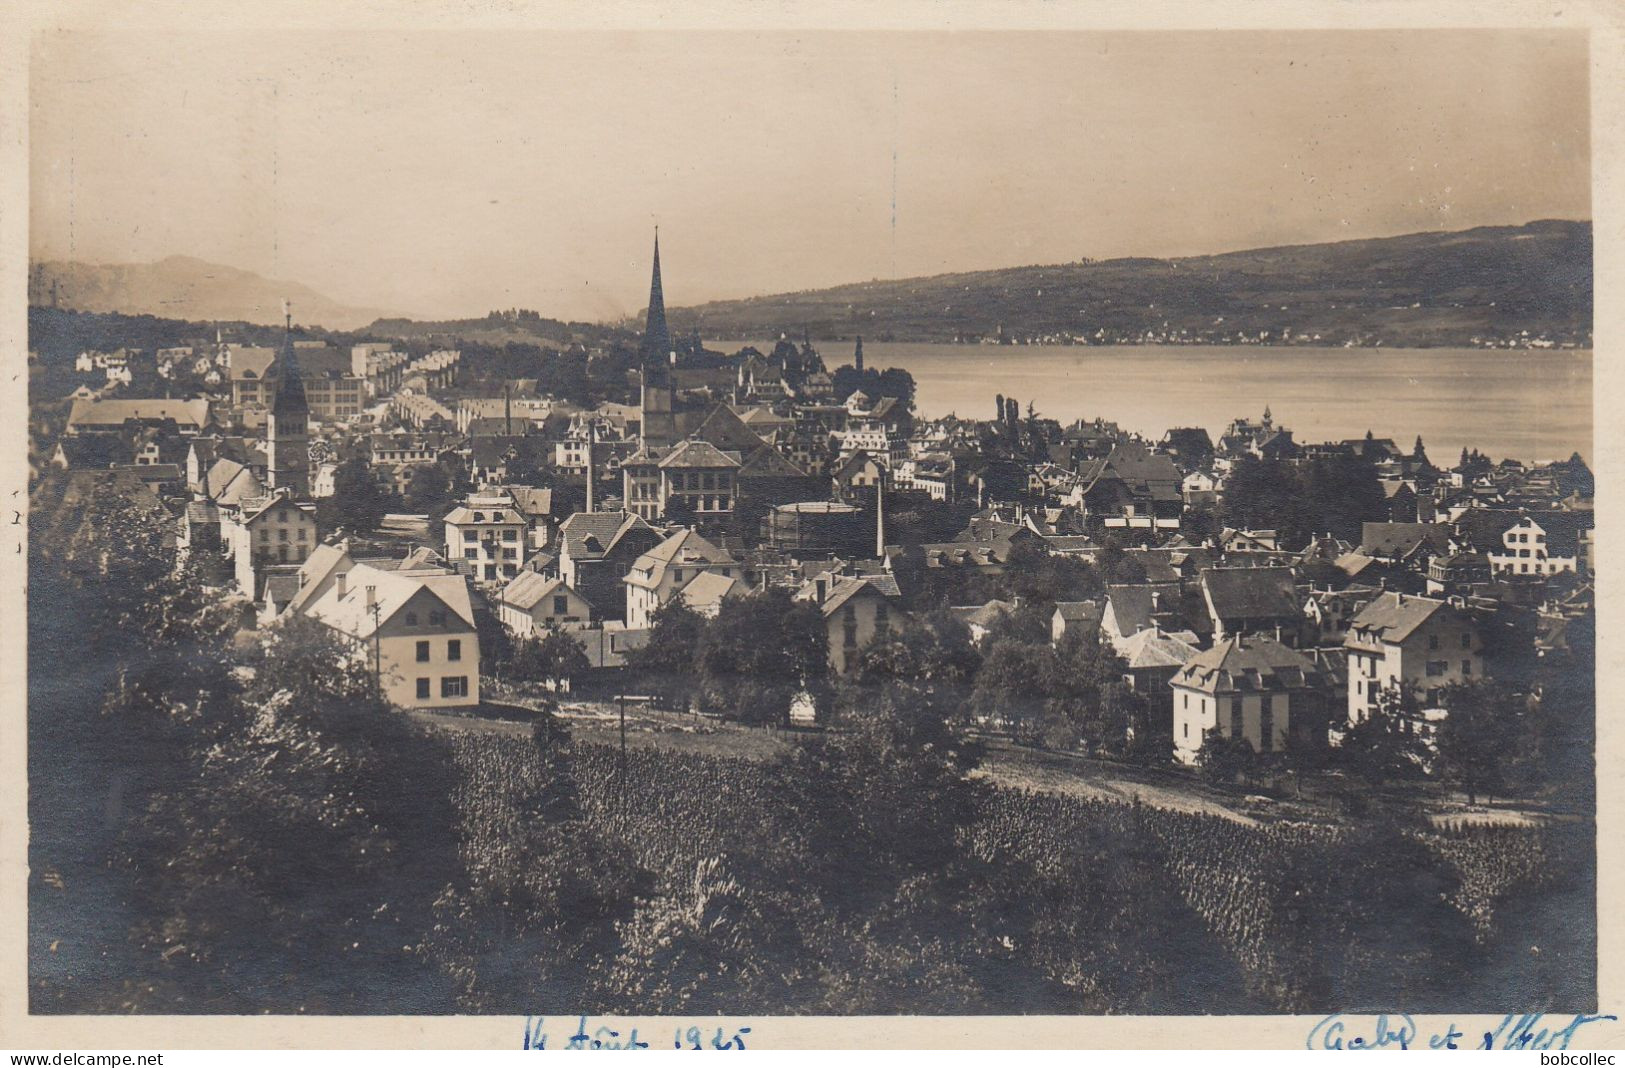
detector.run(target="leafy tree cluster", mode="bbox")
[970,629,1149,755]
[1219,454,1387,548]
[627,591,829,725]
[317,458,402,534]
[453,340,641,409]
[831,364,917,413]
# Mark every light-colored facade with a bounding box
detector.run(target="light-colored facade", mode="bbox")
[443,495,528,585]
[621,439,742,523]
[1488,515,1580,577]
[623,528,740,629]
[1344,591,1482,726]
[1170,636,1328,766]
[300,562,480,709]
[796,573,897,675]
[224,493,317,596]
[498,573,594,639]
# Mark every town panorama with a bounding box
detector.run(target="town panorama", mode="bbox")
[28,230,1595,1016]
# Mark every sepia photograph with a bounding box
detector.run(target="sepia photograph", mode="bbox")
[10,6,1611,1044]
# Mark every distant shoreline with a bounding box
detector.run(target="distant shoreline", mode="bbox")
[706,336,1593,354]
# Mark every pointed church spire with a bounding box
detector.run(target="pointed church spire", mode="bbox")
[641,228,671,365]
[854,335,865,373]
[267,298,310,496]
[273,298,307,415]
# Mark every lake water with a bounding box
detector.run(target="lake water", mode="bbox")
[789,343,1593,465]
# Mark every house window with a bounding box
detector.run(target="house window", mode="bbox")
[279,509,288,523]
[1259,695,1274,750]
[1428,634,1438,650]
[441,676,468,698]
[553,595,569,615]
[672,569,683,584]
[1425,660,1447,677]
[1462,660,1473,675]
[297,527,308,541]
[1229,699,1243,740]
[406,612,418,626]
[464,549,477,560]
[430,610,446,626]
[504,549,517,560]
[259,528,270,543]
[463,529,477,541]
[503,529,517,541]
[485,565,496,580]
[1461,633,1471,648]
[448,639,462,661]
[415,640,431,662]
[416,678,430,699]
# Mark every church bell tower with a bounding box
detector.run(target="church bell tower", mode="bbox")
[639,229,679,449]
[266,300,311,497]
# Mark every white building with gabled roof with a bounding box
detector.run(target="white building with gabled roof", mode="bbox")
[623,527,740,628]
[299,560,480,708]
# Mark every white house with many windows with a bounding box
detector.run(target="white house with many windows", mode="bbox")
[223,491,317,597]
[1343,591,1482,726]
[1487,514,1584,577]
[443,494,527,585]
[622,527,741,629]
[299,561,480,709]
[1169,636,1330,766]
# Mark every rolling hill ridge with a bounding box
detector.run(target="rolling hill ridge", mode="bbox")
[669,220,1592,348]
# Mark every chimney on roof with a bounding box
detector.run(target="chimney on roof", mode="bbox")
[815,578,826,603]
[366,585,377,610]
[337,571,349,599]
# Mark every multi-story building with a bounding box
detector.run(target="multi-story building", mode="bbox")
[232,344,368,422]
[1344,591,1483,726]
[497,571,594,639]
[1170,636,1331,766]
[350,343,408,396]
[1487,513,1587,577]
[621,438,741,524]
[556,511,664,622]
[223,490,318,597]
[300,561,480,709]
[622,528,741,628]
[795,572,899,676]
[443,494,528,585]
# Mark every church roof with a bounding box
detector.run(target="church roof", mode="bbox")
[640,231,672,363]
[271,318,309,416]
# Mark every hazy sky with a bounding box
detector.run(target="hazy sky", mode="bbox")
[30,29,1589,322]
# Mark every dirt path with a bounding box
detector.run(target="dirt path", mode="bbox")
[414,701,1273,823]
[974,741,1262,825]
